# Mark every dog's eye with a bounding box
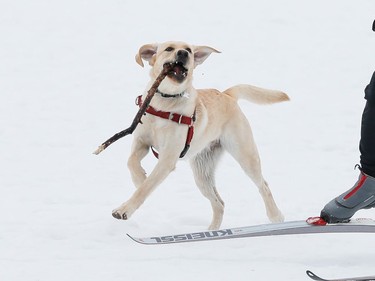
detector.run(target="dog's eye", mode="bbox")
[185,48,192,53]
[165,47,174,52]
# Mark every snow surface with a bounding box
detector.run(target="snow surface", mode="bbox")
[1,0,375,280]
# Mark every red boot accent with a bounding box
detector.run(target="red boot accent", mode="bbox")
[343,173,368,200]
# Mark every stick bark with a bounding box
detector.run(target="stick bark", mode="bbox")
[93,63,173,155]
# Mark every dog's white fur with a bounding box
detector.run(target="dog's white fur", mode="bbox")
[112,41,289,230]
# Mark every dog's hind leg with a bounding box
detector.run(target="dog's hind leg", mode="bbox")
[127,140,149,188]
[190,141,225,230]
[222,115,284,223]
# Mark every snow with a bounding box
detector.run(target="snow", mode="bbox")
[1,0,375,280]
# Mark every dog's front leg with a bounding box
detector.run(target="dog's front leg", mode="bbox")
[127,140,150,188]
[112,151,179,220]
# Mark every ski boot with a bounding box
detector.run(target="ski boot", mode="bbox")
[320,171,375,223]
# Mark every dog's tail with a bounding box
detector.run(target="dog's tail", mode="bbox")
[224,84,289,105]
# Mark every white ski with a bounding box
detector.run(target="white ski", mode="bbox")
[127,218,375,245]
[306,270,375,281]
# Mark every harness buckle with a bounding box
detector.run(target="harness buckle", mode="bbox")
[190,111,196,126]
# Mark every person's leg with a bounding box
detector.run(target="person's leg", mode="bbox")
[320,72,375,223]
[360,72,375,177]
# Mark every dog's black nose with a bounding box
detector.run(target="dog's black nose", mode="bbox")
[176,50,189,64]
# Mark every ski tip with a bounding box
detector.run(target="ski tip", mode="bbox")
[126,234,161,245]
[306,270,324,281]
[126,234,145,244]
[306,217,327,226]
[306,270,315,278]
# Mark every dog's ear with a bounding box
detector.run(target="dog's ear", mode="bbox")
[135,44,158,67]
[193,46,221,67]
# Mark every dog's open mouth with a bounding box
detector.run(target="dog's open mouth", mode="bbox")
[165,62,188,82]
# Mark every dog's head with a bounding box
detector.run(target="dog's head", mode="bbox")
[136,41,220,92]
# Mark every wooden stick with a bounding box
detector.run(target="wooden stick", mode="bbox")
[93,63,174,155]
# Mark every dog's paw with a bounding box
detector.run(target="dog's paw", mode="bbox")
[208,224,220,231]
[112,211,128,220]
[112,203,136,221]
[270,211,285,223]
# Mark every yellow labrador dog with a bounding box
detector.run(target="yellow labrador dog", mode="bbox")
[112,41,289,230]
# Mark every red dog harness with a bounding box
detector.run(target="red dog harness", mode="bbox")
[136,95,196,158]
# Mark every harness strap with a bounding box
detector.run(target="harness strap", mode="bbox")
[136,95,195,158]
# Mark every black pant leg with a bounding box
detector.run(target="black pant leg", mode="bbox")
[364,71,375,102]
[360,71,375,177]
